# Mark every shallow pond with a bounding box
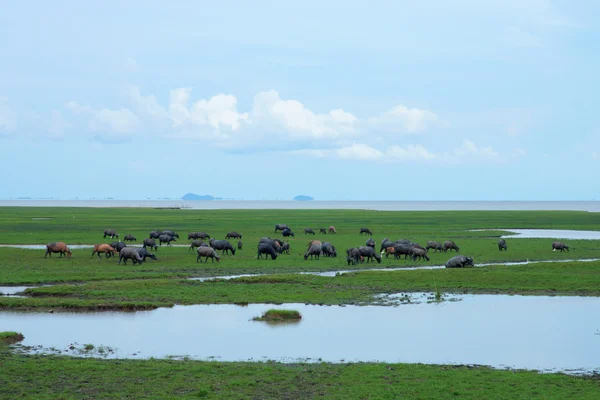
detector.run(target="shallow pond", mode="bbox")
[477,229,600,240]
[2,293,598,374]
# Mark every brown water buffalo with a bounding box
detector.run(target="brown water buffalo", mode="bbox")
[552,241,569,252]
[91,244,117,258]
[123,234,136,242]
[498,239,508,251]
[226,231,243,239]
[103,229,118,239]
[197,247,221,263]
[328,226,337,234]
[426,241,444,252]
[443,241,460,252]
[360,227,372,235]
[44,242,72,258]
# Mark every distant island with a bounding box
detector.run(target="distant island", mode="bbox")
[181,193,222,201]
[293,195,314,201]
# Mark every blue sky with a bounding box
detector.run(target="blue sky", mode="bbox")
[1,0,599,200]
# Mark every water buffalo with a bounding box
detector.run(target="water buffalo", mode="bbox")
[304,228,315,235]
[274,224,289,233]
[110,241,127,252]
[226,231,243,239]
[322,242,337,257]
[498,239,508,251]
[162,230,179,239]
[91,244,116,259]
[366,238,376,248]
[391,243,413,260]
[304,242,322,260]
[360,227,372,236]
[238,240,243,250]
[188,232,210,240]
[282,228,295,238]
[119,247,144,265]
[346,247,361,265]
[426,241,444,252]
[411,247,430,262]
[445,255,474,268]
[123,234,136,242]
[443,241,460,252]
[149,231,163,239]
[380,238,394,253]
[396,239,411,245]
[552,241,569,252]
[257,243,278,260]
[210,239,236,255]
[189,239,206,251]
[358,246,382,263]
[103,229,118,239]
[382,246,397,258]
[197,246,221,263]
[158,234,176,246]
[143,238,158,251]
[136,247,157,261]
[44,242,72,258]
[328,226,337,234]
[281,242,290,255]
[319,228,327,234]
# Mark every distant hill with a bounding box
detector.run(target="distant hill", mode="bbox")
[181,193,220,201]
[293,195,314,201]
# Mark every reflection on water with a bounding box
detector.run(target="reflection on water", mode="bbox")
[471,229,600,240]
[2,294,599,374]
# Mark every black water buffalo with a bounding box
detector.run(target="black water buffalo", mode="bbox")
[281,242,290,254]
[366,238,376,248]
[189,232,210,240]
[103,229,118,239]
[143,238,157,251]
[380,238,394,253]
[123,234,136,242]
[322,242,337,257]
[257,243,278,260]
[443,241,460,252]
[274,224,289,233]
[304,242,322,260]
[226,231,243,239]
[210,239,236,255]
[149,231,163,239]
[119,247,144,265]
[136,247,157,261]
[426,241,444,252]
[552,241,569,252]
[304,228,315,235]
[391,243,413,260]
[411,247,430,261]
[282,228,295,238]
[238,240,243,250]
[110,241,127,252]
[319,228,327,234]
[158,235,176,246]
[445,255,474,268]
[360,227,373,236]
[358,246,381,263]
[162,230,179,239]
[189,239,207,251]
[346,247,361,265]
[498,239,508,251]
[396,239,411,245]
[197,247,221,263]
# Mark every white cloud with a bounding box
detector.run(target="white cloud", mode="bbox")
[502,26,541,47]
[369,105,440,134]
[336,143,383,161]
[454,139,499,158]
[388,144,437,160]
[127,86,167,119]
[67,101,140,135]
[296,143,437,162]
[0,97,16,132]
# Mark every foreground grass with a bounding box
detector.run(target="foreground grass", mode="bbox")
[2,261,599,311]
[1,350,599,399]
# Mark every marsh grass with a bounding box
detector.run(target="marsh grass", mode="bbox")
[0,331,24,344]
[253,309,302,322]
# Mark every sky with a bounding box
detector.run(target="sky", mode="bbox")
[1,0,599,201]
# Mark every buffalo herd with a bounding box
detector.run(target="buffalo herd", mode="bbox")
[43,226,574,270]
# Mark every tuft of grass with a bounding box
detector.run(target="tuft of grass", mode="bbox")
[0,331,25,344]
[253,309,302,322]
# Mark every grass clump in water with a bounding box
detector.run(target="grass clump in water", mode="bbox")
[253,309,302,322]
[0,331,25,344]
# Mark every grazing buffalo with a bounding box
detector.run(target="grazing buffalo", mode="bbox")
[410,243,426,251]
[322,242,337,257]
[366,238,376,248]
[498,239,508,251]
[304,228,316,235]
[396,239,411,245]
[426,241,444,252]
[319,228,327,234]
[443,241,460,252]
[257,243,278,260]
[103,229,118,239]
[91,244,116,259]
[360,227,373,236]
[304,242,323,260]
[123,234,136,242]
[44,242,72,258]
[119,247,144,265]
[143,238,158,251]
[328,226,337,234]
[238,240,243,250]
[552,241,569,252]
[162,230,179,239]
[346,248,361,265]
[149,231,163,239]
[110,241,127,252]
[380,238,394,253]
[281,242,290,255]
[197,247,220,263]
[282,228,295,238]
[445,255,474,268]
[358,246,382,263]
[226,231,243,239]
[274,224,289,233]
[188,232,210,240]
[158,235,176,246]
[411,247,430,262]
[210,239,236,255]
[391,243,413,260]
[189,239,206,251]
[136,247,157,261]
